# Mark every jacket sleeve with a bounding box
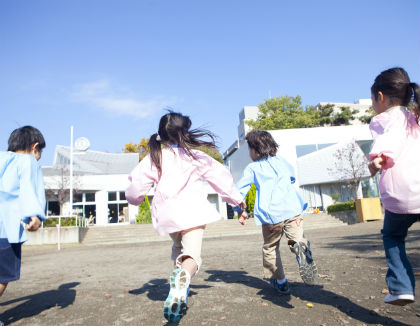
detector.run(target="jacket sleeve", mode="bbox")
[125,155,158,206]
[19,156,46,224]
[369,115,405,169]
[235,165,254,199]
[196,152,243,206]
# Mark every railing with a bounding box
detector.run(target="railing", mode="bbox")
[42,215,91,250]
[42,216,92,228]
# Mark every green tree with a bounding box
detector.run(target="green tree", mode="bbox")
[331,106,359,126]
[136,195,152,224]
[245,184,256,217]
[359,107,376,124]
[246,95,318,130]
[246,96,363,131]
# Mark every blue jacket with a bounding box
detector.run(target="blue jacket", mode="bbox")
[0,152,46,243]
[236,156,307,225]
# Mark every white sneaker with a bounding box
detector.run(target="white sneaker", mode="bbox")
[384,293,415,306]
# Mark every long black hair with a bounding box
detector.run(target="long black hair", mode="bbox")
[371,67,420,123]
[148,111,217,174]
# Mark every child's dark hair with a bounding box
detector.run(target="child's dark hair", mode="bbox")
[148,111,217,174]
[245,130,278,160]
[371,67,420,123]
[8,126,46,152]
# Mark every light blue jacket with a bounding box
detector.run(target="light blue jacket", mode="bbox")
[0,152,46,243]
[236,156,307,225]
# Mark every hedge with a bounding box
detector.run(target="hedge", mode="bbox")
[327,202,355,213]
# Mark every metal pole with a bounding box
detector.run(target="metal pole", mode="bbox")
[57,216,61,251]
[70,126,75,225]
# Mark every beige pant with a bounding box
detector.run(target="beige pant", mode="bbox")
[262,216,307,280]
[170,226,205,274]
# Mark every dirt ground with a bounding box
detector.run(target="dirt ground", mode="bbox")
[0,220,419,326]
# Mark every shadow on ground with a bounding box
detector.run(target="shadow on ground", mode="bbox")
[322,230,420,268]
[0,282,79,325]
[205,270,413,326]
[129,278,211,301]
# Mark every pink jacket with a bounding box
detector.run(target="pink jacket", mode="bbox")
[369,106,420,214]
[126,146,243,235]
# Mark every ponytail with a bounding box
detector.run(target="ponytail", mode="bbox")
[149,111,218,174]
[148,133,163,175]
[410,82,420,124]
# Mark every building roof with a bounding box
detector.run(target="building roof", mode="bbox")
[296,141,370,186]
[42,145,139,176]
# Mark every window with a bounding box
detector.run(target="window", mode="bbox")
[72,192,97,223]
[296,144,317,158]
[296,143,336,158]
[107,191,129,223]
[108,192,117,201]
[85,193,95,202]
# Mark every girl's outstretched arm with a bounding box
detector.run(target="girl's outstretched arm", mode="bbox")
[196,152,243,206]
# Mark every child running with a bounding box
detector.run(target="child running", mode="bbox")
[125,111,245,322]
[368,67,420,306]
[0,126,46,326]
[235,130,318,294]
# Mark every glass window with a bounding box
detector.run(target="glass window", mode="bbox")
[73,205,84,217]
[85,193,95,202]
[74,193,83,203]
[296,144,317,158]
[84,205,96,218]
[318,143,335,150]
[108,192,117,201]
[356,140,373,156]
[119,191,126,201]
[108,204,118,223]
[118,204,128,223]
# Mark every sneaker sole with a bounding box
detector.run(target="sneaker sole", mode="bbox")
[163,269,188,322]
[295,243,318,285]
[385,298,415,306]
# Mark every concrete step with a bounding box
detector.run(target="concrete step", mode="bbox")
[80,213,347,245]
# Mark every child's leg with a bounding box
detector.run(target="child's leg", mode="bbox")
[0,239,21,293]
[164,226,205,322]
[0,283,7,296]
[262,223,285,280]
[262,223,291,294]
[382,210,419,304]
[283,216,318,285]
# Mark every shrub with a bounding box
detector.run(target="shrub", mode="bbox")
[327,202,355,213]
[245,184,256,218]
[43,217,76,227]
[136,195,152,224]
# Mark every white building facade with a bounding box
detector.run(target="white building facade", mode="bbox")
[43,146,228,226]
[224,101,378,211]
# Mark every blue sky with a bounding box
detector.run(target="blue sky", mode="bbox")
[1,0,419,166]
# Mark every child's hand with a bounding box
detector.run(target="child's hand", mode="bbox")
[27,216,41,231]
[368,156,385,176]
[238,211,248,225]
[239,201,246,210]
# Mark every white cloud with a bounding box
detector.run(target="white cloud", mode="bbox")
[69,79,176,119]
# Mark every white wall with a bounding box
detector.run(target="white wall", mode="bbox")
[226,124,372,186]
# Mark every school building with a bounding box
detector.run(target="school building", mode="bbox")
[42,145,228,226]
[223,100,379,211]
